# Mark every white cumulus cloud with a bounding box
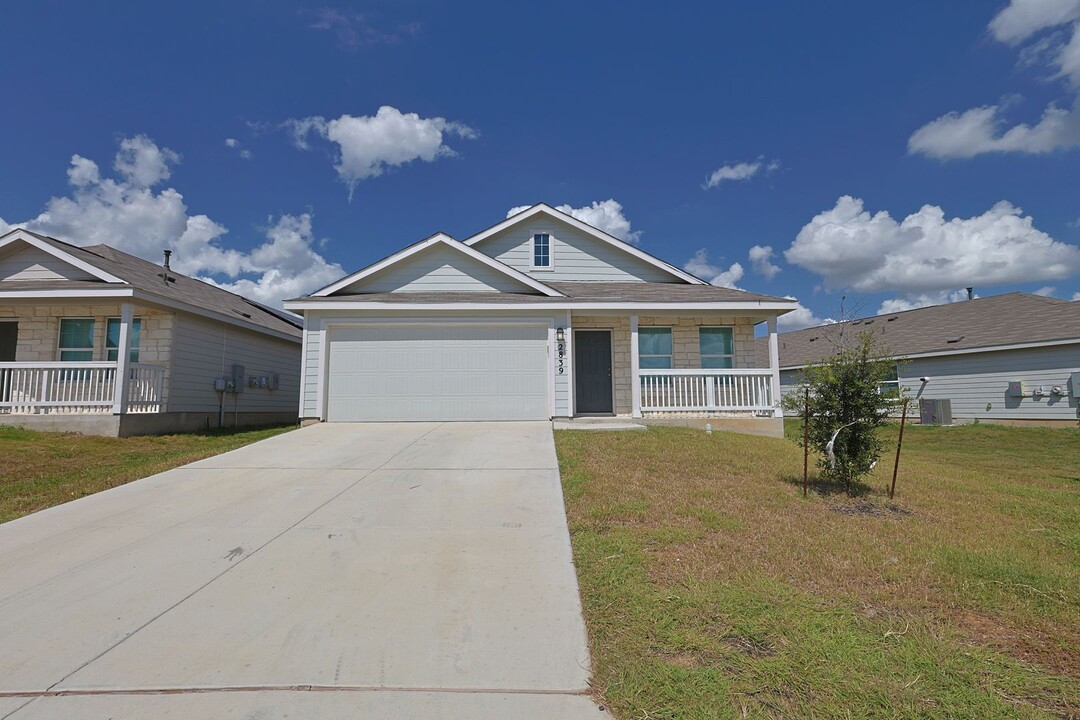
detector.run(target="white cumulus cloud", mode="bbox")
[704,157,780,188]
[778,299,835,331]
[1033,285,1057,295]
[748,244,781,279]
[877,290,975,315]
[0,136,343,307]
[684,249,744,288]
[505,199,642,243]
[909,0,1080,158]
[1074,291,1080,300]
[288,106,477,199]
[785,195,1080,294]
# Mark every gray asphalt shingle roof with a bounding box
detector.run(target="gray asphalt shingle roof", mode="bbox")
[755,292,1080,367]
[292,281,793,305]
[3,231,302,337]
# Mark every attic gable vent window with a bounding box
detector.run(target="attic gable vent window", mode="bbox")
[532,233,551,269]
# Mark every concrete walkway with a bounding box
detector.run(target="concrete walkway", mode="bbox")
[0,422,598,719]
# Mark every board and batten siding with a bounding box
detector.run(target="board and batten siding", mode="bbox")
[168,312,301,415]
[902,345,1079,422]
[300,310,569,420]
[0,245,97,282]
[342,244,537,294]
[476,215,678,283]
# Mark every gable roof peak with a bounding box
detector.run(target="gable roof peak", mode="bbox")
[464,203,706,285]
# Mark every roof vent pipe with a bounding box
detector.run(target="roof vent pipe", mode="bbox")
[163,249,172,270]
[966,287,973,300]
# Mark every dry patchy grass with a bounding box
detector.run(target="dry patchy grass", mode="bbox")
[556,422,1080,719]
[0,424,294,523]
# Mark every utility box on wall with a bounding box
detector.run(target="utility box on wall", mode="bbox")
[1071,372,1080,398]
[1006,380,1024,397]
[920,399,953,426]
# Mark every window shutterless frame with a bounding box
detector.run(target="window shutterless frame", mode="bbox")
[57,318,95,361]
[106,317,142,363]
[699,326,735,369]
[638,326,672,369]
[531,233,553,270]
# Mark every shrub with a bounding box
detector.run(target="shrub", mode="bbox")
[783,331,901,492]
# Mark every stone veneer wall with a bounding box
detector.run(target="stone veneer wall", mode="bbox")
[570,314,761,416]
[0,303,174,408]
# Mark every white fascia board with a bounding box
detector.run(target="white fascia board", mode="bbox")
[311,233,563,298]
[0,230,126,284]
[463,203,706,285]
[284,300,799,313]
[778,336,1080,371]
[0,287,135,299]
[132,290,303,343]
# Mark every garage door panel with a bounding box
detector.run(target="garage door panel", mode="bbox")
[326,324,549,422]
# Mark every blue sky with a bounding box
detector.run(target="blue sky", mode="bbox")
[2,0,1079,326]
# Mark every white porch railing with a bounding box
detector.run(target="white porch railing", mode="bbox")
[639,369,775,413]
[0,362,164,415]
[127,363,166,414]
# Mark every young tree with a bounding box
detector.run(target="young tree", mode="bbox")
[784,331,901,493]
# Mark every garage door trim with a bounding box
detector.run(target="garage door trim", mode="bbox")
[319,317,555,421]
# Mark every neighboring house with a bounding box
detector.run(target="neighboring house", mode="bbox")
[757,293,1080,426]
[284,203,797,429]
[0,228,302,436]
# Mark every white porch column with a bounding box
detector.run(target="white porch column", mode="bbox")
[630,314,642,418]
[112,302,134,415]
[564,309,574,417]
[767,316,783,418]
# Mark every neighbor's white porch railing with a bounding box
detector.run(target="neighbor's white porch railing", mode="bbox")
[126,363,166,414]
[639,369,775,413]
[0,362,164,415]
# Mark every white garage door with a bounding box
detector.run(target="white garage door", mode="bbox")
[326,324,550,421]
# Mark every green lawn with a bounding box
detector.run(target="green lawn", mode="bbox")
[555,422,1080,719]
[0,424,294,523]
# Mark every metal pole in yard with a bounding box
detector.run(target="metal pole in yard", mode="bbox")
[890,398,908,500]
[802,386,810,497]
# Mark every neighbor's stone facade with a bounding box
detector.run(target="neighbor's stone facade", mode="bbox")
[0,303,174,407]
[570,314,760,416]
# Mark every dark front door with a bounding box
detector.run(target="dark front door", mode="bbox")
[0,322,15,403]
[575,330,613,414]
[0,322,15,361]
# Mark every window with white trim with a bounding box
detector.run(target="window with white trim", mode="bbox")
[532,233,551,269]
[878,365,900,398]
[699,327,734,369]
[106,318,142,363]
[638,327,672,369]
[57,318,95,361]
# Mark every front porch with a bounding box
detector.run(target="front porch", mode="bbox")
[565,312,783,420]
[0,361,165,415]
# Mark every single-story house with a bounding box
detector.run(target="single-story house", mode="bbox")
[284,203,797,430]
[758,292,1080,426]
[0,228,303,436]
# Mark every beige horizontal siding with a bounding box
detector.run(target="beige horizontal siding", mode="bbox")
[344,244,535,294]
[0,245,98,281]
[479,216,677,283]
[168,312,301,415]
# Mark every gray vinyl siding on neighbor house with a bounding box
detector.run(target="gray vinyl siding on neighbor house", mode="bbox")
[0,245,97,282]
[168,312,301,414]
[344,244,537,294]
[901,345,1079,422]
[780,344,1079,422]
[478,216,678,283]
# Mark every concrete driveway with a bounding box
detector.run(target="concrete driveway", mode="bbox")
[0,422,598,719]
